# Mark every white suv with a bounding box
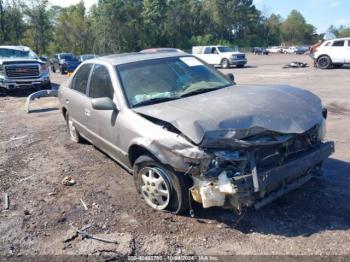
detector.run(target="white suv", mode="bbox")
[313,37,350,69]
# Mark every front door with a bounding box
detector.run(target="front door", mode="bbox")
[85,64,124,161]
[64,63,93,137]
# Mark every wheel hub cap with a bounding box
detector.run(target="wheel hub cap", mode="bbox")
[139,167,170,210]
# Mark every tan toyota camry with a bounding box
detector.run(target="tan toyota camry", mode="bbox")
[59,52,334,215]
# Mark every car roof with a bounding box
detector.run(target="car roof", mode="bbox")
[92,52,188,66]
[0,45,31,51]
[326,37,350,41]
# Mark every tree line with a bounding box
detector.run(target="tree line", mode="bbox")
[0,0,349,55]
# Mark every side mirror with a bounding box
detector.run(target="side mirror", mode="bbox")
[91,97,116,110]
[226,73,235,84]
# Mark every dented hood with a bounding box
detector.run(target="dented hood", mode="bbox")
[133,85,323,145]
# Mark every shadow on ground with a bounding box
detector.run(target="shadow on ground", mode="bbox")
[0,83,59,98]
[192,158,350,237]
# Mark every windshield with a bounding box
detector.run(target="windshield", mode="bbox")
[117,56,232,108]
[0,48,38,59]
[81,55,95,60]
[61,54,77,60]
[217,46,236,52]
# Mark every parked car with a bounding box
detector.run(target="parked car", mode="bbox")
[192,45,247,68]
[50,53,80,74]
[283,46,307,55]
[252,47,269,55]
[266,46,282,53]
[59,52,334,214]
[140,48,185,53]
[0,45,51,92]
[312,37,350,69]
[79,54,98,63]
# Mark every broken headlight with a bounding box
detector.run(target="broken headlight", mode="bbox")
[202,150,247,178]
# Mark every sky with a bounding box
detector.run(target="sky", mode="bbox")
[49,0,349,33]
[254,0,350,33]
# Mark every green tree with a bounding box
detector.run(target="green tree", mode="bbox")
[265,14,282,46]
[0,0,25,44]
[142,0,167,47]
[328,25,350,38]
[280,10,315,45]
[23,0,52,54]
[54,1,92,54]
[91,0,144,53]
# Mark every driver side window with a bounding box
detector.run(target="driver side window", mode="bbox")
[70,64,93,95]
[89,64,114,100]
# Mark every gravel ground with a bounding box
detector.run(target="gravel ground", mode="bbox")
[0,54,349,260]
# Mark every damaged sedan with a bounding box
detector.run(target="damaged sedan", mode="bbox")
[58,52,334,214]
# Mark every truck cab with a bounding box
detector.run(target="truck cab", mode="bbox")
[0,46,50,92]
[192,45,247,68]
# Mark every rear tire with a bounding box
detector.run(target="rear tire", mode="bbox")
[66,114,82,143]
[221,59,229,69]
[133,155,190,215]
[317,56,332,69]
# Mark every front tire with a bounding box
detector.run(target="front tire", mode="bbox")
[221,59,229,69]
[317,56,332,69]
[133,155,190,215]
[60,66,65,75]
[66,114,82,143]
[237,64,244,68]
[40,81,52,90]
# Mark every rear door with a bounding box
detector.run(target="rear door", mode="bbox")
[346,40,350,63]
[196,46,219,65]
[85,63,124,160]
[64,63,93,136]
[329,40,346,63]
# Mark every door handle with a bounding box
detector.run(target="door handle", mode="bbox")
[84,109,91,117]
[65,99,69,104]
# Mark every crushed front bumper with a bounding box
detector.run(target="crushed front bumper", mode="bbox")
[0,73,50,90]
[191,141,335,210]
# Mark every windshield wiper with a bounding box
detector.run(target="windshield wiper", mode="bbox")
[180,86,228,98]
[133,97,179,107]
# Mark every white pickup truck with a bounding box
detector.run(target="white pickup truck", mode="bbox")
[192,45,247,68]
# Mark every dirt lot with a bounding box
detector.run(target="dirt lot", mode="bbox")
[0,54,349,259]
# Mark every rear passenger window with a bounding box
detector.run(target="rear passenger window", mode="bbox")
[332,41,344,47]
[348,41,350,46]
[89,64,114,100]
[203,47,212,54]
[70,64,93,94]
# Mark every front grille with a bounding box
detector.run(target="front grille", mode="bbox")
[236,55,245,59]
[5,65,40,78]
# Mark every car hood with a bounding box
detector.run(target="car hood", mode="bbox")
[133,85,323,146]
[224,52,245,56]
[0,58,42,65]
